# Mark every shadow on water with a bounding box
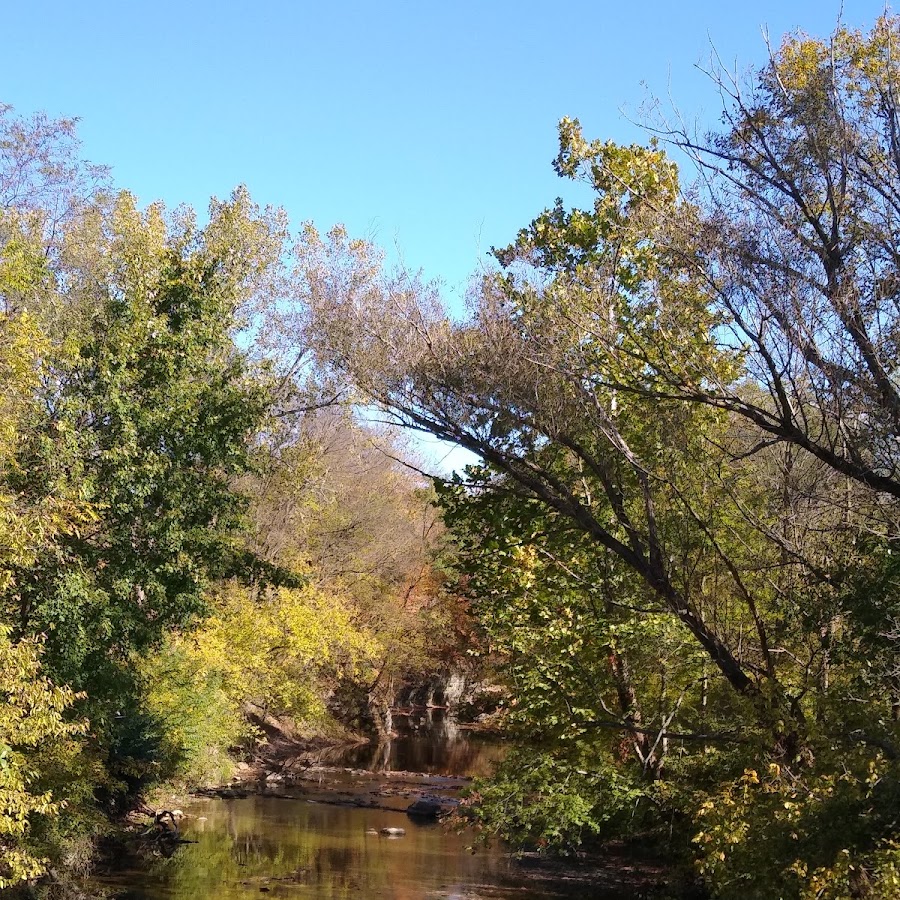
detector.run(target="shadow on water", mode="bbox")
[84,712,646,899]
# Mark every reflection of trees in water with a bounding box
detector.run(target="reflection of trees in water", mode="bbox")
[87,793,584,900]
[148,803,385,900]
[130,796,529,900]
[341,710,506,776]
[35,880,131,900]
[71,727,514,900]
[85,722,511,899]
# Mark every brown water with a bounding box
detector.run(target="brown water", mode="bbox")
[86,714,639,899]
[94,795,590,899]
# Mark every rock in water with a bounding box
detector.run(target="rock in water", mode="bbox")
[380,827,406,836]
[406,799,443,818]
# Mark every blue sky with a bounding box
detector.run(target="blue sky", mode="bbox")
[0,0,878,471]
[3,1,873,293]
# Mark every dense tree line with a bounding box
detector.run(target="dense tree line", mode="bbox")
[6,15,900,900]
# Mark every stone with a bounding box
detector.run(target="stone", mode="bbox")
[406,799,443,818]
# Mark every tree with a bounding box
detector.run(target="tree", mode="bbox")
[296,19,900,894]
[0,628,87,890]
[243,406,465,737]
[649,18,900,503]
[0,186,285,794]
[296,203,814,743]
[0,242,99,888]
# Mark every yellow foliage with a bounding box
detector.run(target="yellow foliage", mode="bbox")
[0,626,87,888]
[191,581,381,722]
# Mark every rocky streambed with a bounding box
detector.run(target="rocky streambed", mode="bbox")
[195,763,468,820]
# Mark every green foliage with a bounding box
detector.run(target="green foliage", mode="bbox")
[0,108,304,875]
[191,580,380,724]
[1,188,280,795]
[464,745,652,854]
[409,18,900,898]
[14,15,900,895]
[693,752,900,900]
[0,102,476,889]
[25,191,273,653]
[137,635,248,787]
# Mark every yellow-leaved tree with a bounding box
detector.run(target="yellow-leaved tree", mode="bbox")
[0,628,86,889]
[0,240,95,887]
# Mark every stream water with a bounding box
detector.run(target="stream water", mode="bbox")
[85,712,644,899]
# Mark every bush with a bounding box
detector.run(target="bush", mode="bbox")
[461,744,654,853]
[0,627,97,889]
[693,750,900,899]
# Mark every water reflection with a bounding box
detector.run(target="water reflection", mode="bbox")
[333,710,506,777]
[96,796,584,899]
[85,716,637,899]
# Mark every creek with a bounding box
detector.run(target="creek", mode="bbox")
[85,712,648,899]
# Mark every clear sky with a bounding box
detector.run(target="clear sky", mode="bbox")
[0,0,879,470]
[3,1,875,292]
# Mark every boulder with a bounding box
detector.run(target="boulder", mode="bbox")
[406,799,443,818]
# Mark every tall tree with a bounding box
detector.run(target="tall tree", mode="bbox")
[2,187,284,787]
[296,20,900,894]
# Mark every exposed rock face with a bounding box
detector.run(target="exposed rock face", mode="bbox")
[328,666,503,738]
[369,695,393,742]
[394,668,494,715]
[443,671,467,708]
[325,682,393,739]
